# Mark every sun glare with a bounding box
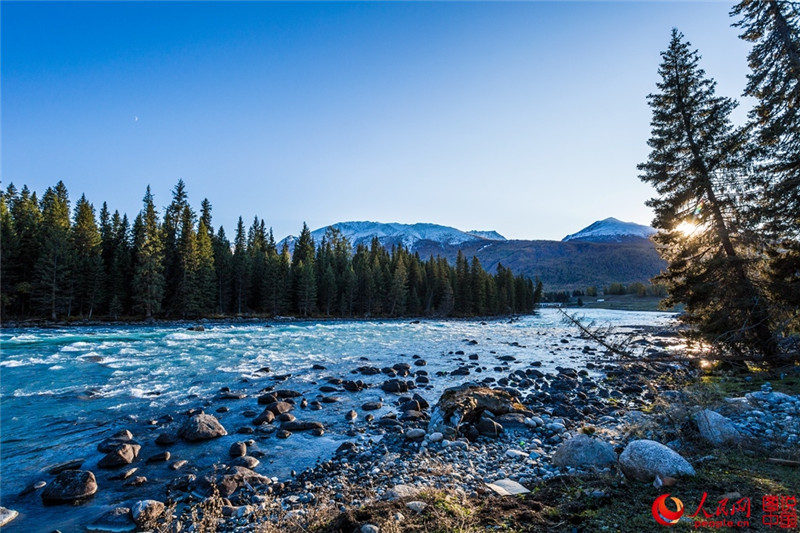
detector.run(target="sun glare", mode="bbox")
[675,221,699,237]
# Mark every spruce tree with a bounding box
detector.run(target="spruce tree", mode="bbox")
[639,30,777,360]
[34,182,73,320]
[196,219,216,315]
[72,195,103,317]
[732,0,800,332]
[232,217,249,314]
[176,206,200,317]
[133,186,165,318]
[212,226,233,314]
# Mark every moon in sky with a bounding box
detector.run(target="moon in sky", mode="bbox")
[133,116,139,122]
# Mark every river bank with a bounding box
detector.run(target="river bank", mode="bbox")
[1,311,797,532]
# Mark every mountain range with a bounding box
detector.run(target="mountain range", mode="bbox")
[281,218,665,290]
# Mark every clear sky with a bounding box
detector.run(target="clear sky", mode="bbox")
[1,1,750,241]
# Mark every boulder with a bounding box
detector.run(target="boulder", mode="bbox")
[41,470,98,503]
[229,442,247,458]
[694,409,742,446]
[381,379,409,394]
[405,428,426,440]
[619,440,695,482]
[253,408,276,425]
[552,434,616,468]
[282,420,324,432]
[179,414,227,441]
[427,384,531,437]
[131,499,165,527]
[98,443,140,468]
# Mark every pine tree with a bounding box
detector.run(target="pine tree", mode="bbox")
[639,30,778,360]
[72,195,103,317]
[176,206,200,317]
[162,180,190,314]
[291,223,315,314]
[232,217,249,314]
[0,187,18,316]
[133,186,165,318]
[196,219,216,315]
[34,182,73,320]
[732,0,800,332]
[212,226,233,314]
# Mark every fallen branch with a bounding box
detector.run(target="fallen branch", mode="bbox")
[767,458,800,467]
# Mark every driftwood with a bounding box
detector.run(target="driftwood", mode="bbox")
[767,457,800,467]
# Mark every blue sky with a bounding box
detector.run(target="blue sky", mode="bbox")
[1,1,750,241]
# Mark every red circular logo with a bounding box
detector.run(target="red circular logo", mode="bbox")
[652,494,684,526]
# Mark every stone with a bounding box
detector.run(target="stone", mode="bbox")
[146,451,170,463]
[381,379,409,394]
[551,434,617,468]
[232,456,260,469]
[428,384,529,436]
[170,460,188,471]
[131,499,165,526]
[179,413,227,441]
[41,470,98,503]
[362,401,382,411]
[619,440,696,482]
[86,507,134,532]
[346,410,357,421]
[229,442,247,457]
[97,430,134,453]
[155,432,178,446]
[98,443,140,468]
[361,525,380,533]
[477,417,503,437]
[406,501,427,512]
[253,408,276,425]
[405,428,426,440]
[428,432,444,443]
[282,420,324,432]
[486,478,530,496]
[384,484,419,501]
[694,409,742,446]
[108,467,137,481]
[0,507,18,527]
[505,449,528,460]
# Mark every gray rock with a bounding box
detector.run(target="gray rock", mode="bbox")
[551,434,616,468]
[41,470,98,503]
[619,440,695,482]
[406,501,427,512]
[229,442,247,458]
[383,484,419,501]
[0,507,18,527]
[405,428,426,440]
[361,525,380,533]
[694,409,742,445]
[131,499,165,526]
[98,443,140,468]
[179,413,227,441]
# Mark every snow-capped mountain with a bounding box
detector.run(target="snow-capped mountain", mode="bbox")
[562,217,656,243]
[280,221,507,251]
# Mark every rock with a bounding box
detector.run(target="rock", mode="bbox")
[381,379,409,394]
[694,409,742,445]
[346,410,357,421]
[124,476,147,487]
[170,460,188,470]
[406,501,427,513]
[428,432,444,443]
[187,325,205,331]
[41,470,98,503]
[505,449,528,460]
[486,478,530,496]
[108,467,137,481]
[282,420,324,432]
[361,525,380,533]
[232,456,260,469]
[552,434,617,468]
[362,401,382,411]
[277,430,292,439]
[179,413,227,441]
[98,443,140,468]
[97,430,134,453]
[428,384,530,436]
[619,440,696,482]
[131,499,165,527]
[0,507,18,527]
[384,484,419,501]
[229,441,247,457]
[86,507,135,532]
[146,451,170,463]
[405,428,426,440]
[253,408,276,425]
[477,416,503,437]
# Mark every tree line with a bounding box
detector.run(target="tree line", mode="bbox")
[640,0,800,365]
[0,180,541,321]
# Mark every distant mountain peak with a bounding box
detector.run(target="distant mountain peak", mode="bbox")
[562,217,656,243]
[279,221,507,251]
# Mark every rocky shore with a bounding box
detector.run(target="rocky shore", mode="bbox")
[4,323,799,532]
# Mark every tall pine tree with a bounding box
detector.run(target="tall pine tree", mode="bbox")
[133,186,165,318]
